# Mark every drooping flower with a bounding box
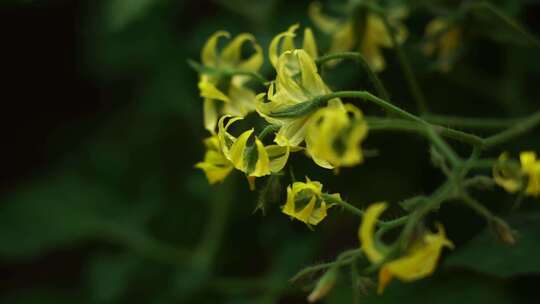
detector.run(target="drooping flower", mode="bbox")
[309,2,408,72]
[359,202,454,294]
[256,49,340,149]
[217,115,291,189]
[423,18,462,72]
[198,31,263,133]
[305,102,368,169]
[493,151,540,197]
[282,177,339,226]
[195,135,234,184]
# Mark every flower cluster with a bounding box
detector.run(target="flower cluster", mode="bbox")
[191,1,539,301]
[196,23,370,194]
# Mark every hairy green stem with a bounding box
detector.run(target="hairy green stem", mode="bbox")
[316,52,391,101]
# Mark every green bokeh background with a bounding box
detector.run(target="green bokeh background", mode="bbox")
[1,0,540,303]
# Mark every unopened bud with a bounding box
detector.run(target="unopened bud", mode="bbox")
[307,268,338,303]
[490,218,516,245]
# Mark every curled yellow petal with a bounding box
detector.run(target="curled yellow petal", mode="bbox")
[308,2,339,34]
[195,136,233,184]
[201,31,230,66]
[359,202,387,263]
[377,224,454,294]
[269,24,299,68]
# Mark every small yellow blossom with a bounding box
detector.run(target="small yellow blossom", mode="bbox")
[195,135,234,184]
[359,202,454,294]
[423,18,462,72]
[256,49,340,149]
[199,31,263,133]
[217,116,291,188]
[494,151,540,197]
[309,2,408,72]
[305,102,368,169]
[282,177,339,226]
[493,152,523,193]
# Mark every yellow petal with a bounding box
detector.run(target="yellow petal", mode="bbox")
[520,151,537,172]
[229,129,254,171]
[203,99,218,133]
[303,27,318,60]
[250,138,271,177]
[221,33,256,65]
[199,81,230,102]
[266,144,290,173]
[378,224,453,293]
[201,31,230,66]
[308,2,339,34]
[359,202,387,263]
[329,21,356,54]
[298,50,326,95]
[269,24,299,68]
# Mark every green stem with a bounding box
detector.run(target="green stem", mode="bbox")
[375,8,428,113]
[468,2,540,50]
[320,91,424,123]
[427,127,462,166]
[193,176,236,268]
[290,249,362,283]
[460,194,495,222]
[316,52,391,101]
[258,124,280,141]
[423,114,518,130]
[323,193,363,217]
[483,110,540,148]
[367,117,484,147]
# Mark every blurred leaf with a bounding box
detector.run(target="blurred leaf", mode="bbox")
[444,213,540,277]
[85,253,143,303]
[0,290,87,304]
[0,174,114,260]
[107,0,159,32]
[360,272,515,304]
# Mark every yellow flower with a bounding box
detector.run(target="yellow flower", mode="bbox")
[423,18,462,72]
[256,49,340,148]
[282,177,339,226]
[195,135,234,184]
[520,152,540,196]
[493,151,540,197]
[493,152,523,193]
[217,116,291,189]
[359,202,454,294]
[305,102,368,169]
[198,31,263,133]
[309,2,408,72]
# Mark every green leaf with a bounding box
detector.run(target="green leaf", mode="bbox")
[444,213,540,277]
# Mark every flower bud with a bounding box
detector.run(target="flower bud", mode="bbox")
[307,268,338,303]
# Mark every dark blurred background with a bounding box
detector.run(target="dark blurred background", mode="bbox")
[1,0,540,303]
